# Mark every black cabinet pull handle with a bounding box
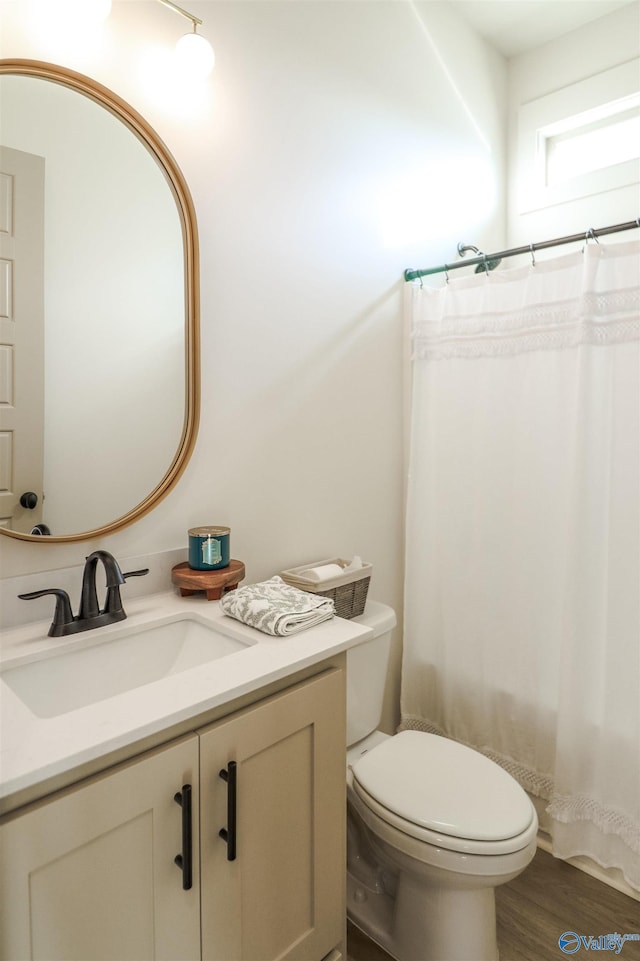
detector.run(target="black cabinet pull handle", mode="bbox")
[218,761,237,861]
[174,784,193,890]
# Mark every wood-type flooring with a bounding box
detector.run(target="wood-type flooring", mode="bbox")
[347,848,640,961]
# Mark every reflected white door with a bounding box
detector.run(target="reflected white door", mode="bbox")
[0,145,45,532]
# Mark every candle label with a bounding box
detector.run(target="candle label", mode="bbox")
[202,536,223,566]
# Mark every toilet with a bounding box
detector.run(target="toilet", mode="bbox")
[346,602,538,961]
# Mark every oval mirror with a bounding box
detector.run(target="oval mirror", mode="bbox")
[0,60,200,543]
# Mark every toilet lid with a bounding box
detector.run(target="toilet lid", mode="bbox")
[351,730,533,841]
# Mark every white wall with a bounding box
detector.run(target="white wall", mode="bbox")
[0,0,506,732]
[507,2,640,252]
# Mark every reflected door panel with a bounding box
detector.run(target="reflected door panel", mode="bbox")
[0,145,44,532]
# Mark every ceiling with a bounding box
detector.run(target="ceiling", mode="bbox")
[451,0,638,57]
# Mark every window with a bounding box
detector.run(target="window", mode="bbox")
[517,59,640,211]
[543,96,640,185]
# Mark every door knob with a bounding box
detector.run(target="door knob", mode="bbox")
[20,492,38,509]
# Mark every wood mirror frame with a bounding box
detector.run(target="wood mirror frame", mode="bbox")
[0,59,200,544]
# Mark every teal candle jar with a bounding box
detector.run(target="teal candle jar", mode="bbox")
[188,526,230,571]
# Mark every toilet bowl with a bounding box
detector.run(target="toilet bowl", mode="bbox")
[347,604,538,961]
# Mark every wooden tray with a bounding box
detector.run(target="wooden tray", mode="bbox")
[171,559,245,601]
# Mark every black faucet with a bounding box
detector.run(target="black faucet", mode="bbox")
[18,551,149,637]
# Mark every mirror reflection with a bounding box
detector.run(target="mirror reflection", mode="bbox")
[0,65,198,541]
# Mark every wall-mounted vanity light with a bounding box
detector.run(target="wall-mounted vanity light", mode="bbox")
[156,0,215,78]
[76,0,215,80]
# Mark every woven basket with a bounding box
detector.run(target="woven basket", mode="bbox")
[313,576,371,619]
[279,558,372,619]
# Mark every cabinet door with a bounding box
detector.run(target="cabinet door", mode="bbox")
[199,668,346,961]
[0,735,201,961]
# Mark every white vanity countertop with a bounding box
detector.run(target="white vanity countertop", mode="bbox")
[0,591,372,802]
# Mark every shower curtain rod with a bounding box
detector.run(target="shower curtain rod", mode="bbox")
[403,218,640,282]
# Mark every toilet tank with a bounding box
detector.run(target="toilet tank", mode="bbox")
[346,601,397,747]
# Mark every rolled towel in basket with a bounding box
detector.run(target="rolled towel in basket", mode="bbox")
[299,563,344,582]
[220,575,335,636]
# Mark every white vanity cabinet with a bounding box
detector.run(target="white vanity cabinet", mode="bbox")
[199,668,345,961]
[0,666,346,961]
[0,734,202,961]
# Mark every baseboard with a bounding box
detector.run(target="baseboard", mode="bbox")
[536,833,640,903]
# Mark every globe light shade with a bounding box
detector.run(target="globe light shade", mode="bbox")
[175,31,215,79]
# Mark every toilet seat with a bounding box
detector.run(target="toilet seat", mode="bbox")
[351,730,536,855]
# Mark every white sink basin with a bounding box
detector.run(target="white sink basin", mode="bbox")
[2,616,255,719]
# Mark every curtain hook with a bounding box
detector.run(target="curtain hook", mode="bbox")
[444,264,450,285]
[483,253,490,275]
[530,243,536,267]
[583,228,600,253]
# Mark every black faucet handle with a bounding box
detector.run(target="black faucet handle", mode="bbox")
[18,589,75,637]
[103,569,150,618]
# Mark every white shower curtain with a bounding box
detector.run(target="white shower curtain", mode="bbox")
[401,240,640,891]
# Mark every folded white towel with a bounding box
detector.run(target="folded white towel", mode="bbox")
[220,576,335,636]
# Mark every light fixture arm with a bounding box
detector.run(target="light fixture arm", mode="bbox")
[155,0,215,78]
[156,0,202,29]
